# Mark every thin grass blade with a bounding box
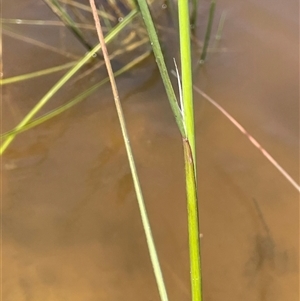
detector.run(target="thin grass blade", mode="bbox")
[1,51,150,138]
[0,62,77,85]
[135,0,185,137]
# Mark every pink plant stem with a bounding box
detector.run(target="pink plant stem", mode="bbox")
[193,85,300,193]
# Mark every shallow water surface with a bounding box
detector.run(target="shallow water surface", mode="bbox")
[2,1,299,300]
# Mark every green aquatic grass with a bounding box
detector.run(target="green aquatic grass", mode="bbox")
[0,9,138,155]
[1,34,148,86]
[134,0,203,300]
[2,2,212,300]
[0,61,77,85]
[4,3,298,301]
[1,51,150,139]
[178,0,203,300]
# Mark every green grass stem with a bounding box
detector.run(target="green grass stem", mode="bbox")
[178,0,195,156]
[178,0,203,300]
[0,9,138,155]
[182,137,202,301]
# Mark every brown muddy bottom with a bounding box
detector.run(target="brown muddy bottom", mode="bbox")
[1,0,299,301]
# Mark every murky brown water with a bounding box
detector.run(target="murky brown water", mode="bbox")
[1,0,299,300]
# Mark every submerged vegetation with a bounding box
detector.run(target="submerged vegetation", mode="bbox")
[2,0,298,300]
[1,1,219,300]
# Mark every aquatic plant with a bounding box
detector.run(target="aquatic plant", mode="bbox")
[2,1,298,301]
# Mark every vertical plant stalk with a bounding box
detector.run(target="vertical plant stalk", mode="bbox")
[183,138,201,299]
[200,0,216,63]
[88,2,169,301]
[178,1,195,157]
[178,0,203,301]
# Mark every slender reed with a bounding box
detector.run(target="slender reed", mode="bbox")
[178,0,203,300]
[135,1,203,299]
[89,2,169,301]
